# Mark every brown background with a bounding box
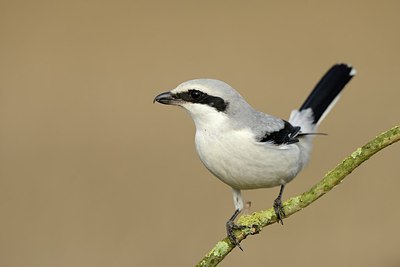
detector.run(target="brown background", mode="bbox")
[0,1,399,266]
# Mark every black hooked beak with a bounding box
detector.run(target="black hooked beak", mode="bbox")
[153,91,179,105]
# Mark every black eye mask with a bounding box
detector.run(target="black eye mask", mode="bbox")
[173,90,229,112]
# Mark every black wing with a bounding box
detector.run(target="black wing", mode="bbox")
[259,120,301,145]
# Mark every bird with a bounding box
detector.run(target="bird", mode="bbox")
[153,64,355,250]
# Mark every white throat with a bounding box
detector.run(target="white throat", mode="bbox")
[182,103,229,132]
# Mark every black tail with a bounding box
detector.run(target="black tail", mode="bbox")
[300,64,355,124]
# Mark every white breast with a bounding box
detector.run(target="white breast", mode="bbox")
[194,127,303,190]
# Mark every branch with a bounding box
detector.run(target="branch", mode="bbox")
[196,125,400,267]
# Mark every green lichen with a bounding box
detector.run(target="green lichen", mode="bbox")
[197,241,231,267]
[238,209,273,227]
[351,147,362,158]
[211,241,229,256]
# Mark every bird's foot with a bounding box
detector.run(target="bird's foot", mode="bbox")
[226,219,245,251]
[226,209,246,250]
[273,197,286,225]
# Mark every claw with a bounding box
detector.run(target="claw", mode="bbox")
[273,197,286,225]
[226,220,244,251]
[274,184,286,225]
[226,209,244,250]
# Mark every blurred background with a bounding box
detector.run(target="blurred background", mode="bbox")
[0,1,399,266]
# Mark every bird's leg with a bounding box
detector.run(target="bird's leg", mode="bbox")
[273,184,286,225]
[226,209,245,251]
[226,188,245,250]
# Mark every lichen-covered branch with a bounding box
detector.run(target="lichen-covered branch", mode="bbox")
[196,125,400,267]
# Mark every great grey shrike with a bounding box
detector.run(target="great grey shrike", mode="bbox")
[154,64,355,249]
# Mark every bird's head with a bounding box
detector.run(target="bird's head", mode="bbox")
[154,79,252,128]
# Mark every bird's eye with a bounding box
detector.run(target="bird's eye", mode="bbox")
[189,90,204,100]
